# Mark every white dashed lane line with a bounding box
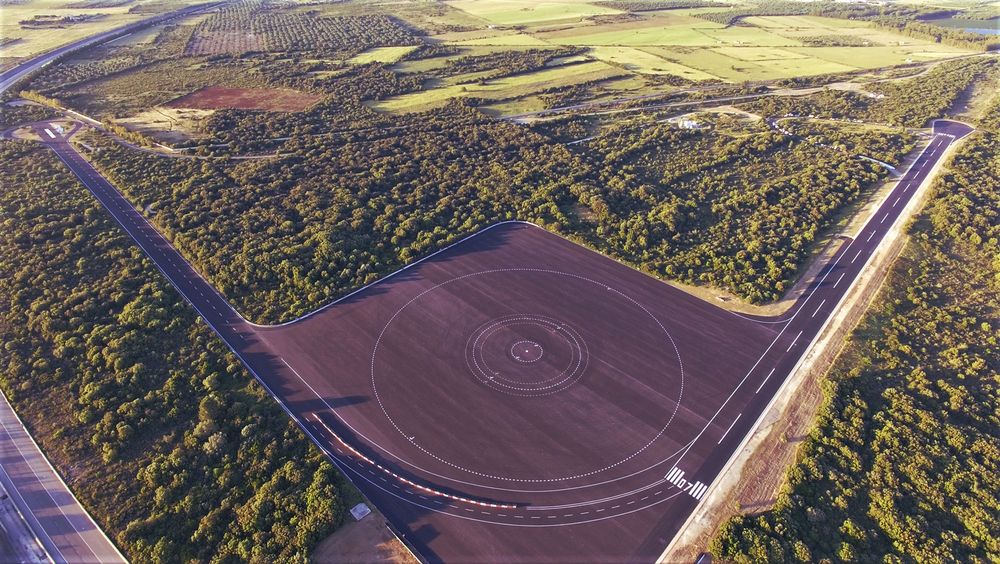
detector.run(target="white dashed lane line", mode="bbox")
[785,330,803,352]
[718,413,742,444]
[811,299,826,318]
[755,367,776,394]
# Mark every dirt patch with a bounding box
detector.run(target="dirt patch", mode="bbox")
[311,511,418,564]
[115,107,215,143]
[163,86,323,112]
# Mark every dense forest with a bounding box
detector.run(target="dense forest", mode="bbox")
[579,118,900,303]
[0,141,352,560]
[711,92,1000,562]
[78,95,914,322]
[0,99,58,128]
[774,120,915,164]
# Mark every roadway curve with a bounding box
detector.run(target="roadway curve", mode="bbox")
[28,118,972,561]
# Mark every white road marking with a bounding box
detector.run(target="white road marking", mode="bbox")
[833,272,846,288]
[755,367,776,394]
[812,299,826,318]
[880,212,890,224]
[718,413,742,444]
[666,467,682,483]
[786,330,803,352]
[692,482,708,500]
[893,197,900,207]
[866,231,875,242]
[851,249,863,263]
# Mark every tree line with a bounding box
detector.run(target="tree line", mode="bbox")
[739,58,996,128]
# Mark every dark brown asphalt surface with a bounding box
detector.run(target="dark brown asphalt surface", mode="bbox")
[36,118,972,562]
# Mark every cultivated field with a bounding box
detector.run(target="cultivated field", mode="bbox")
[347,45,420,64]
[445,0,621,25]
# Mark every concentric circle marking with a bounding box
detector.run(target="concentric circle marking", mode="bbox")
[466,314,588,395]
[370,268,685,486]
[510,340,542,363]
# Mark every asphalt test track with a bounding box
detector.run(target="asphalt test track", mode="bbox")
[39,119,972,562]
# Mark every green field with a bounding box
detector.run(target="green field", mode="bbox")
[589,46,717,79]
[363,3,981,114]
[445,0,621,25]
[454,33,552,46]
[347,45,420,64]
[370,60,627,112]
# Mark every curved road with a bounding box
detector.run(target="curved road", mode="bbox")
[26,117,973,561]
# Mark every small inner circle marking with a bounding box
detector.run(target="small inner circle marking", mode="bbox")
[510,340,543,363]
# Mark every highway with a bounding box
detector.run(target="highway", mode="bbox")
[0,2,222,96]
[28,117,972,561]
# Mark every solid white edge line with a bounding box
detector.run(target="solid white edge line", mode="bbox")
[0,414,101,562]
[0,416,64,563]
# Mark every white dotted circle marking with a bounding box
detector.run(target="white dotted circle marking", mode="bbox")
[370,268,685,484]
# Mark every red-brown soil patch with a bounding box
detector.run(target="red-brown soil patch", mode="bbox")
[163,86,322,112]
